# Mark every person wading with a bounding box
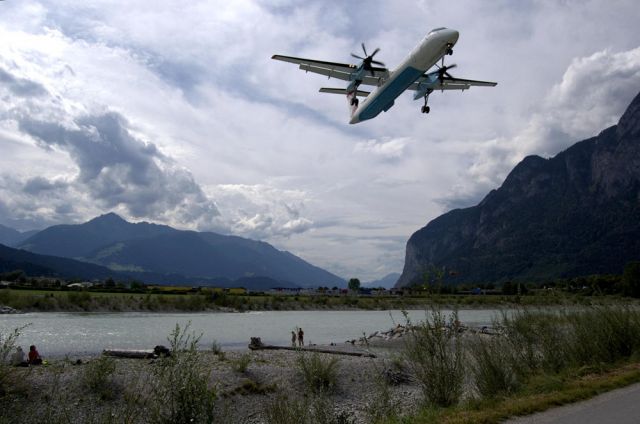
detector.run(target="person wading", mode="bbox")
[297,327,304,347]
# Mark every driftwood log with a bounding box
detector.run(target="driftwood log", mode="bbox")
[103,349,155,359]
[248,337,376,358]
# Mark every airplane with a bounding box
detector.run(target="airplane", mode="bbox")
[272,27,497,124]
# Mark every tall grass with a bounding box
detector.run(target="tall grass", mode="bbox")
[402,309,465,407]
[82,356,117,400]
[469,306,640,400]
[150,322,217,424]
[0,325,29,397]
[296,352,340,395]
[263,392,355,424]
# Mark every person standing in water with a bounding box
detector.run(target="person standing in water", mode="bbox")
[291,330,297,347]
[297,327,304,347]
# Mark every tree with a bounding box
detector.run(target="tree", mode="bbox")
[622,261,640,298]
[348,278,361,292]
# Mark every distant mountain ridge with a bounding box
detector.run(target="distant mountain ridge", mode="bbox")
[397,91,640,287]
[0,243,120,280]
[0,224,38,247]
[17,213,344,288]
[364,272,400,289]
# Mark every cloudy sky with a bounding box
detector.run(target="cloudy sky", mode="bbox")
[1,0,639,281]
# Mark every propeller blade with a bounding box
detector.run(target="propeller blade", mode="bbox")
[445,64,457,71]
[361,43,368,57]
[371,60,385,66]
[371,47,380,57]
[351,53,365,60]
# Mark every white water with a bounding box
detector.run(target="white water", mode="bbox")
[0,309,505,357]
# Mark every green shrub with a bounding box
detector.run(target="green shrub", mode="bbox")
[296,352,340,394]
[263,392,354,424]
[150,322,217,424]
[498,309,570,376]
[263,393,309,424]
[83,356,117,400]
[469,335,519,398]
[0,325,27,396]
[402,309,464,407]
[567,306,640,365]
[231,353,251,373]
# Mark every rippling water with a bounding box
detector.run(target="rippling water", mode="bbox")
[0,309,505,357]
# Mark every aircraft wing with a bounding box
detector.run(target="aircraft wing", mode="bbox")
[409,74,497,91]
[272,54,388,84]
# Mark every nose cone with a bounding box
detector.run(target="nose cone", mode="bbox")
[446,29,459,45]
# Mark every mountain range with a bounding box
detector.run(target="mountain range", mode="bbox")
[0,224,38,246]
[2,213,344,288]
[397,91,640,287]
[364,272,400,289]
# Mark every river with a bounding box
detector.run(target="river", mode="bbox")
[0,309,505,357]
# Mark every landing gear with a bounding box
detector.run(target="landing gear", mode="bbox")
[446,43,453,55]
[421,90,432,114]
[350,97,359,107]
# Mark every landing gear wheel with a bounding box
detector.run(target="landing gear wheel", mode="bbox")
[351,97,359,107]
[421,105,430,114]
[446,48,453,55]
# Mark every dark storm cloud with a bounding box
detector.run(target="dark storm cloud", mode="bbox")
[18,111,220,220]
[23,176,69,195]
[0,68,48,97]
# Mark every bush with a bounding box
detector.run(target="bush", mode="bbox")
[263,393,309,424]
[263,392,354,424]
[296,352,340,394]
[0,325,29,397]
[402,309,464,407]
[83,356,117,400]
[231,353,251,373]
[567,306,640,365]
[499,309,570,375]
[469,335,519,398]
[150,322,217,424]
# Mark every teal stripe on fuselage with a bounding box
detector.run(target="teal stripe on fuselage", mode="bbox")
[359,66,424,121]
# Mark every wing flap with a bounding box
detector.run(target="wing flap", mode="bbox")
[299,64,352,82]
[442,77,497,87]
[271,55,356,73]
[319,88,370,97]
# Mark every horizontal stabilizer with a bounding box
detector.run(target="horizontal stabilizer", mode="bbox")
[319,87,370,97]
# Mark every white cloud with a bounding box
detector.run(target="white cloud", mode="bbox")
[0,0,639,280]
[354,137,411,161]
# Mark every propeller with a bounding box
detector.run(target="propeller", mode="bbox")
[351,43,385,76]
[435,63,457,82]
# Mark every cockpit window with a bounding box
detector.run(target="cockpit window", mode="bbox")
[428,27,447,35]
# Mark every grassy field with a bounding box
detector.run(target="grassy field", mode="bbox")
[0,287,636,313]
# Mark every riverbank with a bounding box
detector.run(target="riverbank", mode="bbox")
[1,337,419,423]
[3,338,640,424]
[3,306,640,423]
[1,287,632,313]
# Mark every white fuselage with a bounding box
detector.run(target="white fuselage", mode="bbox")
[349,28,459,124]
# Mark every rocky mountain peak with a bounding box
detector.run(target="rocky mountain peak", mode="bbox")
[617,91,640,139]
[396,90,640,287]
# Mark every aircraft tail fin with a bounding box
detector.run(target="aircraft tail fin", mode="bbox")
[319,87,368,119]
